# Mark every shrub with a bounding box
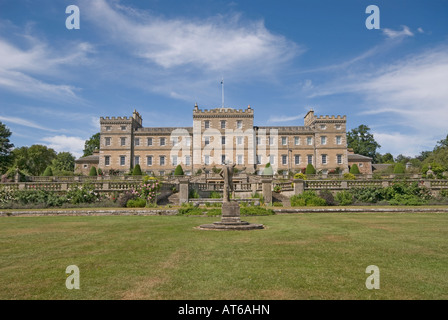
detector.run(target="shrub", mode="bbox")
[343,173,356,180]
[251,192,262,199]
[393,163,405,174]
[263,163,273,175]
[305,164,316,174]
[97,168,103,176]
[273,185,282,193]
[240,206,275,216]
[349,164,360,175]
[118,191,138,207]
[42,167,53,177]
[350,186,385,203]
[293,173,307,180]
[319,190,335,206]
[335,191,354,205]
[189,189,200,199]
[273,202,283,207]
[388,194,427,206]
[440,189,448,198]
[195,169,202,175]
[174,165,184,176]
[132,164,143,176]
[209,191,222,199]
[0,187,16,204]
[14,189,67,207]
[126,198,147,208]
[66,184,100,204]
[89,166,97,176]
[290,191,327,207]
[178,204,204,215]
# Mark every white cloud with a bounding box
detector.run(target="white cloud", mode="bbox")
[41,135,85,159]
[373,132,435,157]
[0,115,57,132]
[307,44,448,156]
[81,0,300,73]
[382,25,414,39]
[0,35,92,100]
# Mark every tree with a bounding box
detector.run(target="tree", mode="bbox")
[434,134,448,151]
[11,145,57,176]
[132,164,143,176]
[51,152,75,175]
[395,154,411,164]
[376,152,394,164]
[42,166,53,176]
[349,164,360,174]
[83,133,100,157]
[89,166,97,176]
[305,163,316,174]
[347,125,381,162]
[0,122,14,174]
[174,164,184,176]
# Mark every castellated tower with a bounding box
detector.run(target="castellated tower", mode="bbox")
[99,110,143,172]
[192,104,255,173]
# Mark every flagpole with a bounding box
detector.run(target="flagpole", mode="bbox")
[221,78,224,108]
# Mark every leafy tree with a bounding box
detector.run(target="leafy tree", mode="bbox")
[42,166,53,176]
[0,122,14,174]
[416,151,432,162]
[395,154,411,164]
[11,145,57,176]
[132,164,143,176]
[174,164,184,176]
[305,163,316,174]
[83,133,100,157]
[349,164,360,174]
[51,152,75,174]
[376,152,394,164]
[347,125,381,162]
[89,166,97,176]
[434,134,448,151]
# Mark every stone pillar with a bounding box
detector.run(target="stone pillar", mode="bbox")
[14,168,20,183]
[382,181,389,188]
[293,179,306,195]
[61,183,68,191]
[262,179,272,204]
[341,181,348,190]
[18,183,25,190]
[179,178,189,205]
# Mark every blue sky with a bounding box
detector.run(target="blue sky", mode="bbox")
[0,0,447,158]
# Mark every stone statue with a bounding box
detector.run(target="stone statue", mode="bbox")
[219,163,236,202]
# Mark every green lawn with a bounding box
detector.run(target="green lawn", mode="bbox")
[0,212,447,300]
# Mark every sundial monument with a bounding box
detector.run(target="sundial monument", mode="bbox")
[199,164,264,230]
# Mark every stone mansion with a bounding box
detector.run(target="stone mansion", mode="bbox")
[75,105,357,176]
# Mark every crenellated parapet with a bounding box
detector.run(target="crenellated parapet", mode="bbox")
[304,109,346,126]
[193,104,254,118]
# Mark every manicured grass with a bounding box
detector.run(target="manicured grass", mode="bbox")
[0,212,447,299]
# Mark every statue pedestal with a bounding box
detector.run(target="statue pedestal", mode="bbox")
[198,201,264,231]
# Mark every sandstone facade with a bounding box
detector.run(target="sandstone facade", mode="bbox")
[97,106,349,175]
